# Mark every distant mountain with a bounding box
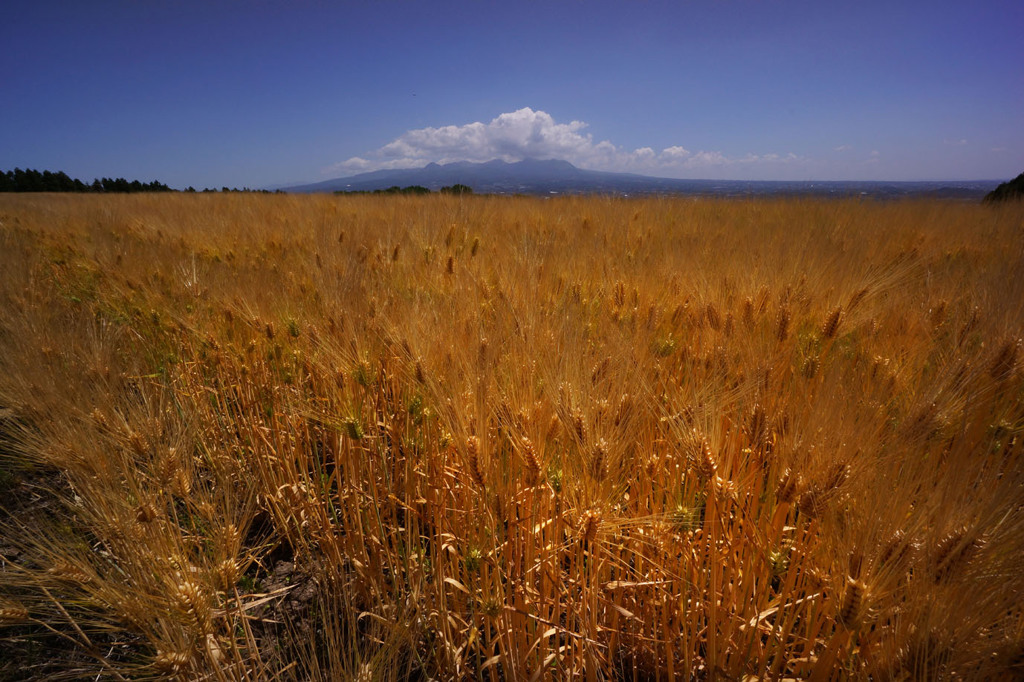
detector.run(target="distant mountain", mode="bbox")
[283,159,999,199]
[285,159,599,194]
[984,172,1024,202]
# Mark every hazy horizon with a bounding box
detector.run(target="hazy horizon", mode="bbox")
[313,155,1009,185]
[3,1,1021,189]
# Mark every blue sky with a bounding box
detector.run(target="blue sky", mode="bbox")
[2,1,1021,189]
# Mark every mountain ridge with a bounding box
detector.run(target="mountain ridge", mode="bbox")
[282,159,999,199]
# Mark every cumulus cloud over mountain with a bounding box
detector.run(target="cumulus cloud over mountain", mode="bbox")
[329,108,801,177]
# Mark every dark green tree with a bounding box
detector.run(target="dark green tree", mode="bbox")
[984,172,1024,202]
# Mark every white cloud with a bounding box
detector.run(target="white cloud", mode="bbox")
[834,144,852,152]
[662,145,691,159]
[322,108,595,174]
[690,150,729,166]
[326,108,805,177]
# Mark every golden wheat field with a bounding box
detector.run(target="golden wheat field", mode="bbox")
[0,192,1022,680]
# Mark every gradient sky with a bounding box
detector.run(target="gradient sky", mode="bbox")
[2,0,1022,189]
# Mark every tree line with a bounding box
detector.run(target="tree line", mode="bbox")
[2,169,479,196]
[0,168,173,193]
[336,184,474,196]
